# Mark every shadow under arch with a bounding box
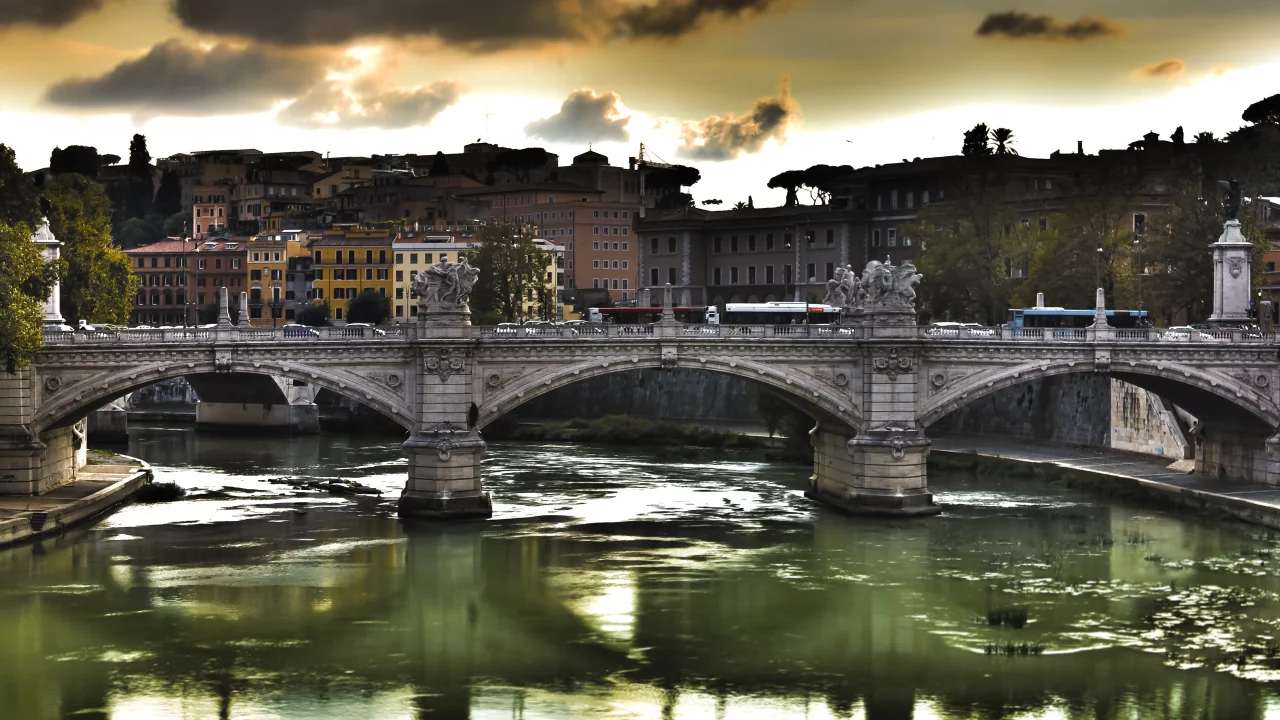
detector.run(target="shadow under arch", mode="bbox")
[477,357,860,434]
[919,361,1279,434]
[35,360,416,434]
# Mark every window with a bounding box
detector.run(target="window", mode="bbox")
[872,229,881,248]
[651,268,660,285]
[271,269,282,281]
[623,211,629,219]
[593,241,600,250]
[765,265,774,284]
[334,269,344,281]
[231,259,241,270]
[611,279,619,290]
[622,279,628,290]
[622,261,628,269]
[825,229,834,246]
[215,259,222,269]
[424,254,433,264]
[1133,213,1146,236]
[748,235,756,252]
[593,210,600,218]
[612,211,619,219]
[379,250,387,264]
[651,237,659,254]
[410,253,418,264]
[784,265,793,284]
[253,252,260,262]
[713,237,722,253]
[923,190,931,205]
[807,263,816,282]
[335,287,346,300]
[888,229,897,247]
[668,237,677,253]
[1039,217,1048,232]
[273,252,281,262]
[622,228,628,236]
[784,233,793,248]
[622,242,628,250]
[365,250,373,264]
[668,267,677,285]
[347,251,356,264]
[748,266,757,284]
[365,268,373,280]
[396,270,404,282]
[806,231,815,247]
[906,192,915,209]
[314,250,321,262]
[766,234,774,251]
[593,279,600,289]
[593,226,600,235]
[593,260,600,269]
[251,270,262,281]
[713,267,722,285]
[731,236,739,252]
[613,227,619,236]
[377,269,388,280]
[612,242,619,251]
[825,263,834,281]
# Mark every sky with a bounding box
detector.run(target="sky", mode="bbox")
[1,0,1279,205]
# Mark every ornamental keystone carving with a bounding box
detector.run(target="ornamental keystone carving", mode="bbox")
[813,367,850,389]
[413,258,479,312]
[425,349,465,382]
[873,348,913,380]
[364,372,403,389]
[1228,257,1246,279]
[44,377,61,392]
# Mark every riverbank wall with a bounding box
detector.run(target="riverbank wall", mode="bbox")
[0,452,151,549]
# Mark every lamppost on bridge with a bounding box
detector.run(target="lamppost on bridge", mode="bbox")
[269,282,282,328]
[1134,236,1143,321]
[1095,246,1104,294]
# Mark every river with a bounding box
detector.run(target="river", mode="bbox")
[3,425,1280,719]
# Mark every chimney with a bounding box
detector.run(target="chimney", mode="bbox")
[1036,292,1045,308]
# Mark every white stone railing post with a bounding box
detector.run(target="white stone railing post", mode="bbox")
[215,286,235,343]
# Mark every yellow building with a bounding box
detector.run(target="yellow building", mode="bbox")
[247,229,310,326]
[311,228,397,323]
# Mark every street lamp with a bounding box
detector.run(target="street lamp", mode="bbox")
[1095,246,1104,292]
[1134,236,1143,319]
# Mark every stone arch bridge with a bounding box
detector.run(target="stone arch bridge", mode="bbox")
[4,296,1278,520]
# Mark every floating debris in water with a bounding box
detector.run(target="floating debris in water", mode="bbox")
[984,642,1045,656]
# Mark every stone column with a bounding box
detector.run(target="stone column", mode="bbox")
[1090,287,1114,341]
[31,219,64,324]
[217,286,233,327]
[1209,219,1252,325]
[401,259,490,520]
[237,291,251,328]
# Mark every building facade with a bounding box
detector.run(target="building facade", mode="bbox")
[124,238,247,326]
[247,229,311,325]
[310,229,397,322]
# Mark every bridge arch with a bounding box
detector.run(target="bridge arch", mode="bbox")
[34,359,416,434]
[919,360,1280,431]
[477,356,860,433]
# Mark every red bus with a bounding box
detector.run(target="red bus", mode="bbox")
[587,306,719,324]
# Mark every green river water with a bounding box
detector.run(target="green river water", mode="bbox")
[3,426,1280,719]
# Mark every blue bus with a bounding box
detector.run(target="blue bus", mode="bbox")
[1007,307,1150,329]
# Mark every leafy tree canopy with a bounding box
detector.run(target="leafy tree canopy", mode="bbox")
[464,222,554,322]
[0,221,55,372]
[646,164,701,191]
[0,144,41,227]
[117,216,164,249]
[346,289,391,324]
[1243,93,1280,126]
[45,174,139,326]
[50,146,103,179]
[126,134,153,219]
[153,170,182,218]
[429,151,450,177]
[962,123,993,157]
[296,301,330,327]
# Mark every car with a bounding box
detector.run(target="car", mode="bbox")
[342,322,386,336]
[283,324,320,338]
[1164,326,1226,342]
[43,322,74,332]
[76,320,96,332]
[494,323,520,336]
[928,321,996,337]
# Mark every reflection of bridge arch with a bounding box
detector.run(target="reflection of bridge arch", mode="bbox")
[478,355,860,433]
[35,359,415,433]
[919,359,1280,430]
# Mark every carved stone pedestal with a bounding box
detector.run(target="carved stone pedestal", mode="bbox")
[1209,219,1252,325]
[807,426,941,517]
[399,432,493,520]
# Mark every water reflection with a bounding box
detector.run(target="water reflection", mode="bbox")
[0,426,1279,718]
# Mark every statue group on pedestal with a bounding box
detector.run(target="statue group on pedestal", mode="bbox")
[412,257,480,312]
[824,258,923,314]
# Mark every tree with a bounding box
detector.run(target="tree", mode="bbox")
[45,174,139,326]
[0,147,59,372]
[701,199,723,206]
[49,146,102,179]
[296,301,330,326]
[428,151,450,177]
[117,217,164,249]
[126,134,153,219]
[346,289,391,324]
[990,128,1017,156]
[767,169,805,207]
[153,170,182,218]
[1019,178,1140,310]
[0,144,41,228]
[464,223,552,322]
[1243,93,1280,126]
[962,123,992,157]
[798,164,851,204]
[163,212,188,237]
[645,164,701,207]
[1171,126,1186,148]
[907,181,1033,325]
[1195,131,1217,145]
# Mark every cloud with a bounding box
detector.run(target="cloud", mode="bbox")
[278,80,462,129]
[43,39,333,118]
[0,0,110,28]
[1136,58,1186,79]
[975,11,1122,41]
[171,0,798,49]
[679,76,800,161]
[524,89,631,144]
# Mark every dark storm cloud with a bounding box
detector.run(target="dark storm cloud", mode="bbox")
[975,11,1122,40]
[680,76,800,161]
[524,89,631,144]
[44,39,332,117]
[170,0,798,49]
[278,80,462,129]
[0,0,109,28]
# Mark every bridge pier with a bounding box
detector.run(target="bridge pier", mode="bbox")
[808,426,940,517]
[400,432,492,520]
